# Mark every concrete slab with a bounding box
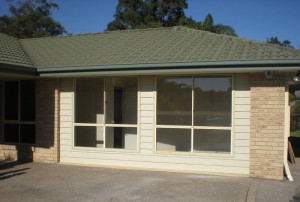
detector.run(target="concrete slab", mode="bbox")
[0,160,299,202]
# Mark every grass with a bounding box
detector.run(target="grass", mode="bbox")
[291,130,300,137]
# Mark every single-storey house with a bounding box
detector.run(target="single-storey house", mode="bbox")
[0,26,300,180]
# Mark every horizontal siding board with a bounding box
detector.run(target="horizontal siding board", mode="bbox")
[235,112,250,119]
[141,97,154,104]
[140,92,154,98]
[60,98,72,104]
[141,117,154,124]
[61,156,249,175]
[235,126,250,133]
[140,142,153,150]
[141,105,154,111]
[60,104,72,110]
[235,98,250,105]
[140,129,154,137]
[60,110,72,116]
[235,147,250,154]
[235,140,250,147]
[60,116,72,122]
[60,150,249,168]
[235,91,250,98]
[235,105,250,112]
[140,149,154,155]
[141,136,153,143]
[140,110,153,117]
[60,132,72,140]
[61,139,72,146]
[141,124,154,130]
[60,122,72,128]
[235,118,250,126]
[60,127,72,134]
[234,133,250,140]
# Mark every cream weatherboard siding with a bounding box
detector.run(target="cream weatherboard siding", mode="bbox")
[59,74,250,176]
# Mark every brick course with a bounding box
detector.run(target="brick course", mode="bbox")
[250,74,286,180]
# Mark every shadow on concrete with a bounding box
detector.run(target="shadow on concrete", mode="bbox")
[0,161,30,181]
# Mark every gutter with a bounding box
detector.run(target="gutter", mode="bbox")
[0,63,38,76]
[37,60,300,77]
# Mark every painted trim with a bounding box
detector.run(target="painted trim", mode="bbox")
[37,59,300,73]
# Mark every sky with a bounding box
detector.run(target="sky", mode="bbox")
[0,0,299,48]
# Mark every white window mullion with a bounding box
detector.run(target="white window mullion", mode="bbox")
[103,77,106,149]
[18,81,21,144]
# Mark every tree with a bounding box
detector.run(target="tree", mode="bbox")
[107,1,238,36]
[197,14,237,36]
[0,0,66,38]
[107,0,188,30]
[267,36,294,49]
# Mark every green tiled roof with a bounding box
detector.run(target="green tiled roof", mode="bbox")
[19,26,300,69]
[0,33,34,67]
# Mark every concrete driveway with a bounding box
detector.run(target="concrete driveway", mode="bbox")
[0,160,299,202]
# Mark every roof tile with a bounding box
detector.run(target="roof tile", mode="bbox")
[0,33,33,67]
[1,26,300,70]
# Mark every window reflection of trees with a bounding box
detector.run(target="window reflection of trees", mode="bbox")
[157,77,192,125]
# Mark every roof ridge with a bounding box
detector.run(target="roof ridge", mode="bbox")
[20,26,176,41]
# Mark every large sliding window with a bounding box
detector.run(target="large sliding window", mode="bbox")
[4,80,36,144]
[156,76,232,154]
[74,77,138,150]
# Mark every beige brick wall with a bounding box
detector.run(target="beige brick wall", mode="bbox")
[250,73,286,180]
[33,79,60,163]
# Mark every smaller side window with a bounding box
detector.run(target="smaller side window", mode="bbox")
[4,80,36,144]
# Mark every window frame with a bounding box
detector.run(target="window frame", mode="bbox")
[72,76,140,152]
[154,75,234,156]
[3,80,36,145]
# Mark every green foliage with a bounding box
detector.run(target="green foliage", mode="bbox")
[267,36,294,49]
[195,14,237,36]
[107,1,237,36]
[290,93,296,102]
[0,0,66,38]
[107,0,187,30]
[294,101,300,114]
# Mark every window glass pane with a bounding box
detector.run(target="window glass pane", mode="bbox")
[4,124,19,143]
[75,79,104,123]
[105,127,137,150]
[157,77,192,125]
[194,77,232,127]
[105,77,137,124]
[5,81,18,120]
[75,126,104,148]
[194,129,231,153]
[156,128,191,152]
[20,80,36,121]
[20,124,35,144]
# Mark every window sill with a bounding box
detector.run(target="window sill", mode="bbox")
[71,146,140,154]
[154,150,234,158]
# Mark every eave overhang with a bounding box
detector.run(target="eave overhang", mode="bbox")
[37,59,300,77]
[0,62,38,76]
